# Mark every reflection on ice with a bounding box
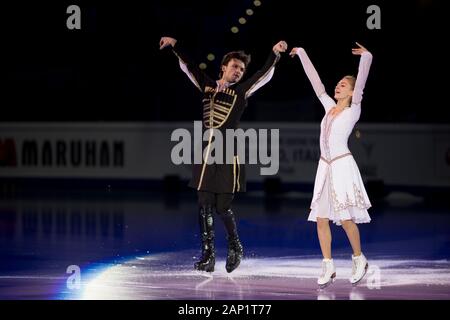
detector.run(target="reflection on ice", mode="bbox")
[74,251,450,300]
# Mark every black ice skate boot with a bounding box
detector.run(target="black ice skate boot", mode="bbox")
[219,209,243,273]
[194,206,215,272]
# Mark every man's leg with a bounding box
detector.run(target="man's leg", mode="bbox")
[195,191,216,272]
[216,193,243,273]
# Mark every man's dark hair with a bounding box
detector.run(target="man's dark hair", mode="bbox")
[221,51,251,67]
[219,51,251,78]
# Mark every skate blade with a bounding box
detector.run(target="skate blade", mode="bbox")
[194,265,215,273]
[226,263,240,273]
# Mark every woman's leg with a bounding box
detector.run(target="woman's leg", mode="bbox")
[341,219,369,284]
[317,217,332,259]
[341,219,362,256]
[316,217,336,287]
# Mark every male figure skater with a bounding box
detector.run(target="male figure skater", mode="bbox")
[160,36,287,272]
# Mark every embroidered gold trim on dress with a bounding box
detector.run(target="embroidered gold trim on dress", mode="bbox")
[320,152,352,164]
[204,95,237,129]
[214,104,231,114]
[216,100,234,107]
[197,128,214,190]
[232,157,237,193]
[213,112,227,121]
[330,181,370,212]
[213,111,228,120]
[208,91,218,128]
[236,156,241,191]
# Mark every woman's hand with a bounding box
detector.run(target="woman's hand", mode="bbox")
[352,42,369,55]
[159,37,177,50]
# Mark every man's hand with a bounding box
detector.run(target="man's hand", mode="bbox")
[273,40,288,54]
[159,37,177,50]
[289,47,301,57]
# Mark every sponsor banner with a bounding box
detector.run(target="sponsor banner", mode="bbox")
[1,122,449,187]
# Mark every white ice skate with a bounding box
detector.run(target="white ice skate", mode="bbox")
[350,253,368,285]
[317,258,336,289]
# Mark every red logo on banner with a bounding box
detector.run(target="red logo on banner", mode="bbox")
[0,138,17,167]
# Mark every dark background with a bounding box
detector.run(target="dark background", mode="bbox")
[1,2,450,303]
[2,0,446,123]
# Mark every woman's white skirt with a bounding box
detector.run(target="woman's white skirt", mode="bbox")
[308,157,372,226]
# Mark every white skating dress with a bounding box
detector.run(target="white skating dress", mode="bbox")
[294,48,373,226]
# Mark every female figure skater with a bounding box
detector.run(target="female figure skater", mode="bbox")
[290,43,373,288]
